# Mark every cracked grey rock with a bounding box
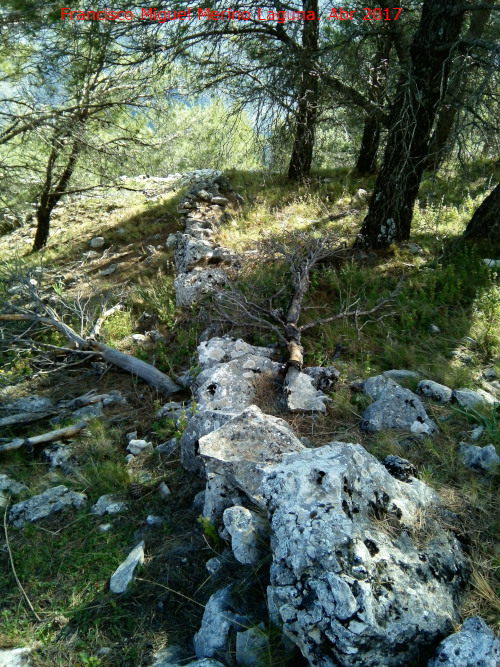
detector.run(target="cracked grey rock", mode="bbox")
[180,409,236,475]
[197,337,273,370]
[303,366,340,391]
[416,380,453,404]
[0,474,27,497]
[260,443,469,667]
[428,616,500,666]
[198,405,304,520]
[9,486,87,527]
[174,234,214,274]
[0,395,53,414]
[223,505,268,565]
[284,367,331,413]
[174,268,227,306]
[382,455,417,481]
[361,385,436,434]
[42,444,74,473]
[362,374,400,400]
[91,494,127,516]
[236,625,269,667]
[453,388,497,409]
[459,443,499,473]
[109,541,144,594]
[71,403,104,421]
[193,586,244,659]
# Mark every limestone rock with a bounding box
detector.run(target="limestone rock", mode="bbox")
[416,380,453,404]
[459,443,499,473]
[193,586,243,659]
[362,374,400,400]
[126,439,153,455]
[0,395,53,414]
[71,403,104,421]
[174,268,227,306]
[383,369,419,381]
[180,409,236,475]
[428,616,500,666]
[236,625,269,667]
[91,494,127,516]
[260,443,469,667]
[453,388,497,409]
[360,385,436,434]
[42,444,74,473]
[198,405,304,518]
[197,337,273,370]
[89,236,105,248]
[284,367,331,413]
[195,356,279,413]
[174,234,214,274]
[109,541,144,594]
[9,486,87,527]
[222,506,268,565]
[0,474,27,497]
[303,366,340,391]
[0,648,32,666]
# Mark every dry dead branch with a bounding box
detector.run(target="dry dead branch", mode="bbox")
[0,421,87,453]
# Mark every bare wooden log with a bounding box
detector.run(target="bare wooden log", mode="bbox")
[287,340,304,370]
[0,421,86,453]
[0,411,56,428]
[90,341,180,397]
[89,303,123,340]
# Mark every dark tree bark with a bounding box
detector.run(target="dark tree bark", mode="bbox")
[425,7,492,172]
[33,135,80,251]
[287,0,319,181]
[356,116,381,175]
[355,0,464,248]
[462,183,500,241]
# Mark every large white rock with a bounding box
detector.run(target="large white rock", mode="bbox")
[174,268,227,306]
[197,337,273,370]
[260,443,469,667]
[428,616,500,666]
[198,405,304,520]
[193,587,244,659]
[174,234,214,274]
[453,388,497,409]
[284,367,331,413]
[9,486,87,527]
[109,541,145,594]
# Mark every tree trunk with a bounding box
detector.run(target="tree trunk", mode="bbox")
[33,133,81,251]
[355,0,464,249]
[425,7,491,172]
[356,114,381,175]
[287,0,319,181]
[462,183,500,241]
[355,20,393,175]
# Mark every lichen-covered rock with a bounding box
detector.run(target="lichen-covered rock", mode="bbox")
[174,268,227,306]
[459,443,500,473]
[453,388,497,409]
[382,455,417,481]
[174,234,214,274]
[9,486,87,527]
[222,506,268,565]
[109,541,144,594]
[428,616,500,666]
[195,357,280,413]
[362,374,400,400]
[284,368,331,413]
[198,405,304,519]
[0,474,27,497]
[416,380,453,404]
[180,409,237,475]
[42,444,74,473]
[360,385,436,434]
[197,337,273,370]
[91,494,127,516]
[193,586,244,659]
[303,366,340,391]
[260,443,469,667]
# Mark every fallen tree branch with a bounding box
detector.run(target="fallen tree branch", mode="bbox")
[0,421,86,453]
